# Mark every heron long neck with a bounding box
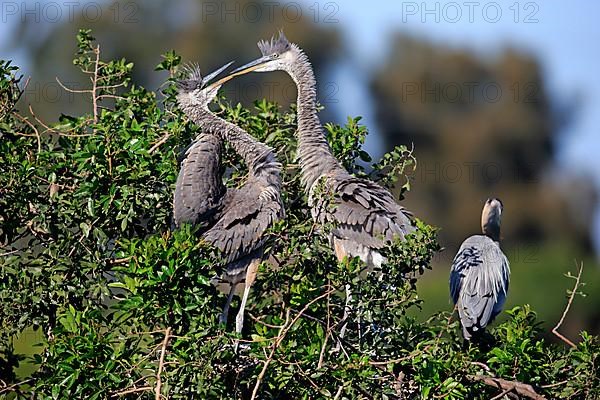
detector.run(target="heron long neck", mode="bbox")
[286,50,344,191]
[482,213,501,242]
[184,105,279,180]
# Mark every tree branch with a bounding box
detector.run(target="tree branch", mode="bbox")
[468,375,546,400]
[92,45,100,124]
[0,378,33,394]
[155,327,172,400]
[148,133,171,154]
[552,262,584,348]
[112,386,153,397]
[250,288,335,400]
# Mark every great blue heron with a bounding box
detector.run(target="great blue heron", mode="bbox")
[174,62,285,334]
[449,198,510,341]
[215,32,416,340]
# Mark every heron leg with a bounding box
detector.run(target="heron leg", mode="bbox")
[339,284,352,339]
[332,284,352,352]
[219,283,236,326]
[235,260,259,335]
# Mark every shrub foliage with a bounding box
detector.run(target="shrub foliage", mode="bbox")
[0,30,598,399]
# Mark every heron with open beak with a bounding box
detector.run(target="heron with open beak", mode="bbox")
[174,61,284,336]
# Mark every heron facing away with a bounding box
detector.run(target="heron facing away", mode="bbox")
[174,62,285,334]
[450,198,510,341]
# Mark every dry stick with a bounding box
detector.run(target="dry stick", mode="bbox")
[55,77,91,94]
[333,384,344,400]
[155,327,172,400]
[540,380,569,389]
[468,375,546,400]
[0,249,19,257]
[250,288,335,400]
[0,378,33,394]
[317,280,332,369]
[28,104,91,137]
[13,111,41,154]
[113,386,153,397]
[490,387,514,400]
[552,262,584,348]
[470,361,492,373]
[149,133,171,154]
[91,45,100,124]
[14,76,31,105]
[248,313,285,329]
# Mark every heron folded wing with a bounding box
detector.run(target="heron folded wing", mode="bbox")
[316,175,415,251]
[173,133,226,226]
[450,236,510,334]
[203,181,284,266]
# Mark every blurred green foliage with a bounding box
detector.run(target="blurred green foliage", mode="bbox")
[0,30,598,399]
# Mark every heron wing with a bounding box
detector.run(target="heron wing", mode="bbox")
[173,133,226,226]
[311,174,415,251]
[203,179,284,268]
[450,235,510,337]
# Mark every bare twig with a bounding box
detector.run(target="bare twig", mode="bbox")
[55,77,91,93]
[250,288,335,400]
[317,281,332,369]
[490,387,514,400]
[112,386,153,397]
[148,133,171,154]
[468,375,546,400]
[333,385,344,400]
[155,327,172,400]
[470,361,491,372]
[540,380,568,389]
[0,249,19,257]
[13,111,41,154]
[0,378,33,394]
[28,104,89,137]
[92,45,100,123]
[248,313,285,329]
[368,355,413,366]
[552,262,584,348]
[108,257,133,265]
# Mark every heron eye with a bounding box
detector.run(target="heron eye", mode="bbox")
[272,53,279,59]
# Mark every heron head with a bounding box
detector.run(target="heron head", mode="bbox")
[175,61,233,109]
[481,198,503,241]
[209,31,298,87]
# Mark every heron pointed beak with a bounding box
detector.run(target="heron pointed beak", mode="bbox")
[207,56,272,88]
[230,56,272,74]
[203,61,235,88]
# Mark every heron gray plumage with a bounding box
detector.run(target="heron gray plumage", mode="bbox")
[174,62,285,334]
[218,31,416,271]
[449,198,510,341]
[214,32,417,345]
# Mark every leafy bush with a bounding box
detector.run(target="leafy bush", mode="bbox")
[0,30,598,399]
